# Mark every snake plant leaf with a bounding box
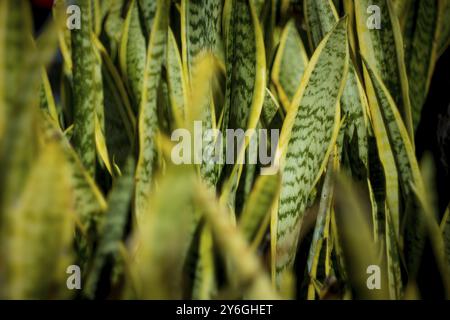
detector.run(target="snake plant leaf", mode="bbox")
[274,18,349,281]
[181,56,223,298]
[271,19,308,111]
[93,36,135,169]
[223,0,266,132]
[437,0,450,57]
[333,173,389,299]
[39,69,59,126]
[410,179,450,296]
[195,182,279,299]
[166,27,188,125]
[220,0,266,208]
[363,58,437,289]
[405,0,441,131]
[238,173,281,246]
[90,0,102,35]
[442,205,450,267]
[40,115,107,227]
[135,0,169,220]
[84,158,135,299]
[363,59,424,209]
[132,168,195,299]
[181,0,224,189]
[364,57,422,248]
[342,0,358,56]
[0,0,40,214]
[261,88,280,128]
[306,150,337,299]
[304,0,338,51]
[0,1,4,142]
[364,83,400,239]
[103,0,125,61]
[138,0,157,39]
[120,0,147,110]
[414,156,450,294]
[34,2,65,125]
[71,0,97,176]
[3,141,75,299]
[354,0,414,141]
[392,0,410,22]
[304,0,369,174]
[385,205,403,299]
[181,0,223,85]
[92,43,114,175]
[191,223,217,299]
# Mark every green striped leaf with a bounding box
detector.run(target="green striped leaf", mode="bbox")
[102,0,125,60]
[39,69,59,127]
[92,43,113,175]
[354,0,414,141]
[385,206,403,299]
[3,141,75,299]
[220,0,266,207]
[93,35,136,170]
[274,18,349,281]
[40,114,107,226]
[306,150,337,299]
[138,0,157,39]
[442,204,450,267]
[191,224,217,299]
[405,0,441,130]
[363,59,432,286]
[71,0,97,176]
[135,0,169,220]
[364,59,423,216]
[271,19,308,111]
[261,88,280,128]
[304,0,338,51]
[132,168,196,299]
[166,27,188,125]
[304,0,369,173]
[181,0,224,188]
[120,0,147,110]
[181,0,223,85]
[84,158,135,299]
[437,0,450,57]
[0,0,40,215]
[333,173,389,299]
[238,173,280,246]
[195,182,279,299]
[223,0,266,132]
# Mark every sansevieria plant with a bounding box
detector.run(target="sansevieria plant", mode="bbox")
[0,0,449,300]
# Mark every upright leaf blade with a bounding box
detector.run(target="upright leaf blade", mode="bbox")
[274,18,349,281]
[271,19,308,111]
[135,0,169,220]
[354,0,414,141]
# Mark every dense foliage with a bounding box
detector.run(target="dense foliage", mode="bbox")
[0,0,449,299]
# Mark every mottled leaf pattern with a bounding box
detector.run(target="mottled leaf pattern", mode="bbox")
[120,0,147,110]
[135,0,169,220]
[275,18,349,279]
[355,0,414,140]
[84,158,135,298]
[271,20,308,111]
[71,0,96,175]
[305,0,368,173]
[406,0,441,130]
